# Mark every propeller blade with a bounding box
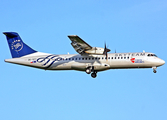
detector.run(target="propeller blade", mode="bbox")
[103,43,110,60]
[103,43,107,55]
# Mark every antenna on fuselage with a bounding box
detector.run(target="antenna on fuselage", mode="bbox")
[115,49,116,53]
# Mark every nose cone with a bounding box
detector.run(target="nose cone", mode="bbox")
[160,59,165,65]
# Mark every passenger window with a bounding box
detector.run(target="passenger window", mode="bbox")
[82,58,84,60]
[111,57,113,59]
[108,57,110,59]
[92,58,94,60]
[124,57,126,59]
[127,57,129,59]
[85,58,87,60]
[118,57,119,59]
[76,58,77,60]
[121,57,123,59]
[79,58,81,60]
[115,57,116,59]
[69,58,71,60]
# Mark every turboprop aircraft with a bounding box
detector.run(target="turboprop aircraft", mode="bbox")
[4,32,165,78]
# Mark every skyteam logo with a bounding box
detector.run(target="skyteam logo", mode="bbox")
[130,58,135,63]
[130,58,144,63]
[36,55,63,69]
[11,40,23,51]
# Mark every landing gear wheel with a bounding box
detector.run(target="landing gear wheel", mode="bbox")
[91,72,97,78]
[153,69,157,73]
[86,68,91,74]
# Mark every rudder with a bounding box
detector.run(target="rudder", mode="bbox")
[3,32,37,58]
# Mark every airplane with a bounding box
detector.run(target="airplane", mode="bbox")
[3,32,165,78]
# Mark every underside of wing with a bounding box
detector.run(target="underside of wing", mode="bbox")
[68,35,92,54]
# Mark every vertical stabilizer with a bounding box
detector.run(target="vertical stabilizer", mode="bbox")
[3,32,37,58]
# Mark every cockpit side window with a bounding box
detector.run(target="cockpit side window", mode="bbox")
[153,54,157,57]
[147,54,157,57]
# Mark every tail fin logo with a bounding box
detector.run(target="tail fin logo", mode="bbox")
[11,40,23,51]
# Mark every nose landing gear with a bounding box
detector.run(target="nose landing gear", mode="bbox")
[152,67,157,73]
[153,69,157,73]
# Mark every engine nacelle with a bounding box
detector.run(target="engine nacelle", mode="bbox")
[85,47,105,55]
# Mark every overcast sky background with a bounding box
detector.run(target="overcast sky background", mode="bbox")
[0,0,167,120]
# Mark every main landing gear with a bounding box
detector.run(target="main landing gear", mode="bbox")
[91,71,97,78]
[85,66,97,78]
[152,67,157,73]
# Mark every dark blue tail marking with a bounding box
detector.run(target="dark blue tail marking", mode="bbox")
[3,32,37,58]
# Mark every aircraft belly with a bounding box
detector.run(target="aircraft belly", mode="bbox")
[70,61,111,71]
[94,64,110,71]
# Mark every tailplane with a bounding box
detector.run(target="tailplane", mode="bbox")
[3,32,37,58]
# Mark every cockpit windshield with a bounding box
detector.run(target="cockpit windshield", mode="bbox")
[147,54,157,57]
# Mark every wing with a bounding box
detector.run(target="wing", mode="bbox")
[68,35,92,54]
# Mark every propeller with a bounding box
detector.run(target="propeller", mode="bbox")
[103,43,111,60]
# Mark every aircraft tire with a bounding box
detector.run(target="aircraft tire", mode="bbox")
[86,68,91,74]
[153,69,157,73]
[91,73,97,78]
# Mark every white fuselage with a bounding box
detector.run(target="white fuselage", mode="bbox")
[5,52,165,72]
